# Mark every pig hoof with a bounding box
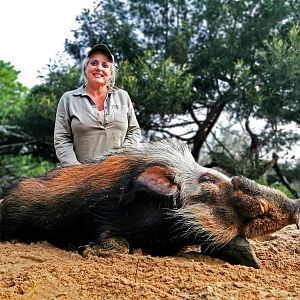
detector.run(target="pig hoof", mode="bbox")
[201,236,260,269]
[77,242,96,255]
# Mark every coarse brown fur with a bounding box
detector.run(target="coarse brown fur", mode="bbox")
[0,140,299,258]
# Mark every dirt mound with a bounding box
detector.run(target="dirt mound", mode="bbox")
[1,225,299,299]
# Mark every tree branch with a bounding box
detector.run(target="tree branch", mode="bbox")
[210,131,235,160]
[272,154,299,198]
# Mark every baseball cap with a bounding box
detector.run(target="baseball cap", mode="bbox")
[87,44,114,62]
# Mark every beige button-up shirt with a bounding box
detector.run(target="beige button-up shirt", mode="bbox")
[54,86,141,166]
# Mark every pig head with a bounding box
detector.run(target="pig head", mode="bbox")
[141,157,300,248]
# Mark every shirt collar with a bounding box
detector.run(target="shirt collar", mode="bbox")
[73,86,88,97]
[73,85,115,97]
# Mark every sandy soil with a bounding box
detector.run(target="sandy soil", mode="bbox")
[1,225,299,300]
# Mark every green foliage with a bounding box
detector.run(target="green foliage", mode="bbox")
[0,154,55,194]
[269,183,295,199]
[0,61,29,188]
[256,177,296,199]
[16,65,81,158]
[117,51,193,128]
[283,159,300,183]
[259,26,300,123]
[0,60,27,124]
[208,149,272,180]
[65,1,142,62]
[0,60,80,190]
[235,25,300,124]
[2,155,55,177]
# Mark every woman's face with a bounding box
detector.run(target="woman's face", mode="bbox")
[85,52,113,86]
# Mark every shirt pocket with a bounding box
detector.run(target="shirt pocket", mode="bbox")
[112,105,128,123]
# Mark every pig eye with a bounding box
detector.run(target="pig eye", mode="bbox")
[198,173,217,184]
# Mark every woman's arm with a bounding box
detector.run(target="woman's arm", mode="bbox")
[54,95,80,166]
[122,94,141,147]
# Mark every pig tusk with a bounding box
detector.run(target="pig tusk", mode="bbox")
[259,199,269,215]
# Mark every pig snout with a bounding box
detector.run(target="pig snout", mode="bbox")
[231,176,300,239]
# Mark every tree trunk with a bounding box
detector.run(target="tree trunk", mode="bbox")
[191,98,228,160]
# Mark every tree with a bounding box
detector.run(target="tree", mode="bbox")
[0,60,80,192]
[117,51,194,131]
[219,25,300,193]
[65,0,300,160]
[3,0,300,190]
[0,60,27,163]
[65,0,142,62]
[0,61,40,190]
[0,60,27,124]
[16,62,81,161]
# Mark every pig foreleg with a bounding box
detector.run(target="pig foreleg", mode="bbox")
[201,236,260,268]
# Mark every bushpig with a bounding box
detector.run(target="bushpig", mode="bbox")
[0,140,299,267]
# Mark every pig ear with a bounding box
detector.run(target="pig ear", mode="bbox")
[135,165,178,196]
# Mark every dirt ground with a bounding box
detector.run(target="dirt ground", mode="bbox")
[1,225,299,300]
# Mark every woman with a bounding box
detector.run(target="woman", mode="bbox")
[54,44,141,166]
